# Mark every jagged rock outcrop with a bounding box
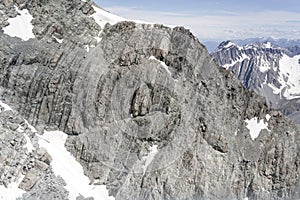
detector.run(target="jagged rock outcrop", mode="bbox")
[212,40,300,124]
[0,1,299,200]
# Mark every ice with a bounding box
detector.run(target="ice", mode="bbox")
[38,130,114,200]
[3,6,34,41]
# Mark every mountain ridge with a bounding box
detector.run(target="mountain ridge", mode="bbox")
[0,0,299,199]
[212,39,300,124]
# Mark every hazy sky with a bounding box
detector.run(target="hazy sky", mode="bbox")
[95,0,300,42]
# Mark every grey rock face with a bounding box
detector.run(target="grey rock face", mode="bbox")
[0,1,299,200]
[212,40,300,124]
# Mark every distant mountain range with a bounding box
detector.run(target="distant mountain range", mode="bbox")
[212,38,300,124]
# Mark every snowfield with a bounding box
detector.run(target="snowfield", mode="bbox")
[3,6,35,41]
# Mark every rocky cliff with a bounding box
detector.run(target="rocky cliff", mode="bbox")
[0,0,299,200]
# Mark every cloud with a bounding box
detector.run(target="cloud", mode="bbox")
[104,6,300,41]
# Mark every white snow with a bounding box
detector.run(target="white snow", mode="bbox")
[53,36,63,44]
[84,45,90,52]
[149,56,171,75]
[141,145,158,174]
[223,41,235,49]
[91,6,125,29]
[245,117,270,140]
[267,54,300,99]
[38,130,114,200]
[266,114,271,121]
[0,101,35,153]
[263,42,272,48]
[277,54,300,100]
[0,100,13,111]
[258,56,271,73]
[223,53,249,69]
[24,119,37,133]
[16,125,35,153]
[3,6,35,41]
[0,175,26,200]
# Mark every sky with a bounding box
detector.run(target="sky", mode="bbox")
[95,0,300,43]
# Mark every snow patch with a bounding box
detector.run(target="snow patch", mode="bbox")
[142,145,158,174]
[94,36,102,43]
[16,125,35,153]
[258,57,271,73]
[24,120,37,133]
[223,41,235,49]
[0,175,26,200]
[84,45,90,52]
[0,101,13,111]
[38,130,114,200]
[53,36,63,43]
[266,114,271,121]
[223,53,249,69]
[3,6,34,41]
[149,56,171,75]
[263,42,272,48]
[245,117,270,140]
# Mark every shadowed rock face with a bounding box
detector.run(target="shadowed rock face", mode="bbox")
[0,1,299,200]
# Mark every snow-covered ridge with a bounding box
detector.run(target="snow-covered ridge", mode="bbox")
[3,6,35,41]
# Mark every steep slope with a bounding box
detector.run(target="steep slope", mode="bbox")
[0,1,299,200]
[213,40,300,124]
